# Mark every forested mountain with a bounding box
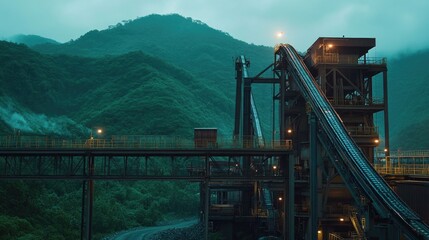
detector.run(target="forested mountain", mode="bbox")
[1,12,429,240]
[388,50,429,150]
[0,38,226,239]
[33,13,275,134]
[7,34,59,47]
[0,15,275,239]
[0,40,229,136]
[32,14,429,150]
[9,14,429,148]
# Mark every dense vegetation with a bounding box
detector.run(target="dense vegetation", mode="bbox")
[0,40,229,136]
[0,14,274,239]
[0,180,199,239]
[6,34,59,47]
[388,50,429,150]
[0,37,222,239]
[1,13,429,239]
[33,13,275,134]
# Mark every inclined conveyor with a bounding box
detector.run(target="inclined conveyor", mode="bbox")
[277,44,429,239]
[239,56,265,148]
[238,56,277,235]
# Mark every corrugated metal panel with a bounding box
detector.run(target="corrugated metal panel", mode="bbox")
[395,181,429,224]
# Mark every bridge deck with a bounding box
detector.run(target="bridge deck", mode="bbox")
[0,140,291,180]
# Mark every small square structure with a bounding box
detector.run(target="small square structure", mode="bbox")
[194,128,217,148]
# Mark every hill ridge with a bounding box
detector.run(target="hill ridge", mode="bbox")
[0,40,231,136]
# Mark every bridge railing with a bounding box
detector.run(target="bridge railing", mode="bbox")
[374,164,429,175]
[374,150,429,175]
[0,135,293,150]
[314,55,386,65]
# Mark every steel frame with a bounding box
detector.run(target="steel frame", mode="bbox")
[0,148,290,180]
[0,147,290,240]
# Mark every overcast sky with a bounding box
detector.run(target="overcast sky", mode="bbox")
[1,0,428,56]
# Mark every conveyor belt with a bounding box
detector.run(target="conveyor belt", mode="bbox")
[277,44,429,239]
[239,56,265,148]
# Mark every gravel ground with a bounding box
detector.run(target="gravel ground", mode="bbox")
[148,222,205,240]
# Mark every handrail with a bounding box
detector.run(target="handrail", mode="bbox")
[313,55,386,65]
[346,126,378,136]
[277,44,429,239]
[0,135,292,150]
[328,98,384,106]
[374,164,429,176]
[374,150,429,175]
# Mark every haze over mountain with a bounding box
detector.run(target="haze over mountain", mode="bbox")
[0,40,232,137]
[33,14,274,111]
[1,12,429,239]
[2,13,429,148]
[6,34,59,47]
[388,50,429,150]
[3,14,275,137]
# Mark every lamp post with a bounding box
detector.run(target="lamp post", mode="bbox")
[89,128,103,140]
[276,31,285,44]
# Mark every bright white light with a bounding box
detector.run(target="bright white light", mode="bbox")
[276,31,284,38]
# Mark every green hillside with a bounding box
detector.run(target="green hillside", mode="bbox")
[16,14,429,149]
[0,40,230,136]
[389,50,429,150]
[33,14,273,93]
[0,15,275,239]
[0,40,222,239]
[34,13,275,134]
[2,12,429,239]
[7,34,60,47]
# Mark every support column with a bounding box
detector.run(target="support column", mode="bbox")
[81,156,94,240]
[333,70,337,103]
[383,70,390,163]
[242,78,252,179]
[287,154,295,240]
[279,68,286,141]
[204,180,209,240]
[81,181,86,240]
[243,78,252,147]
[234,57,243,142]
[204,154,210,240]
[309,112,318,240]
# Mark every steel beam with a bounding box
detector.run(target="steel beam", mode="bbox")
[287,154,295,240]
[383,70,390,161]
[309,112,318,240]
[234,58,243,141]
